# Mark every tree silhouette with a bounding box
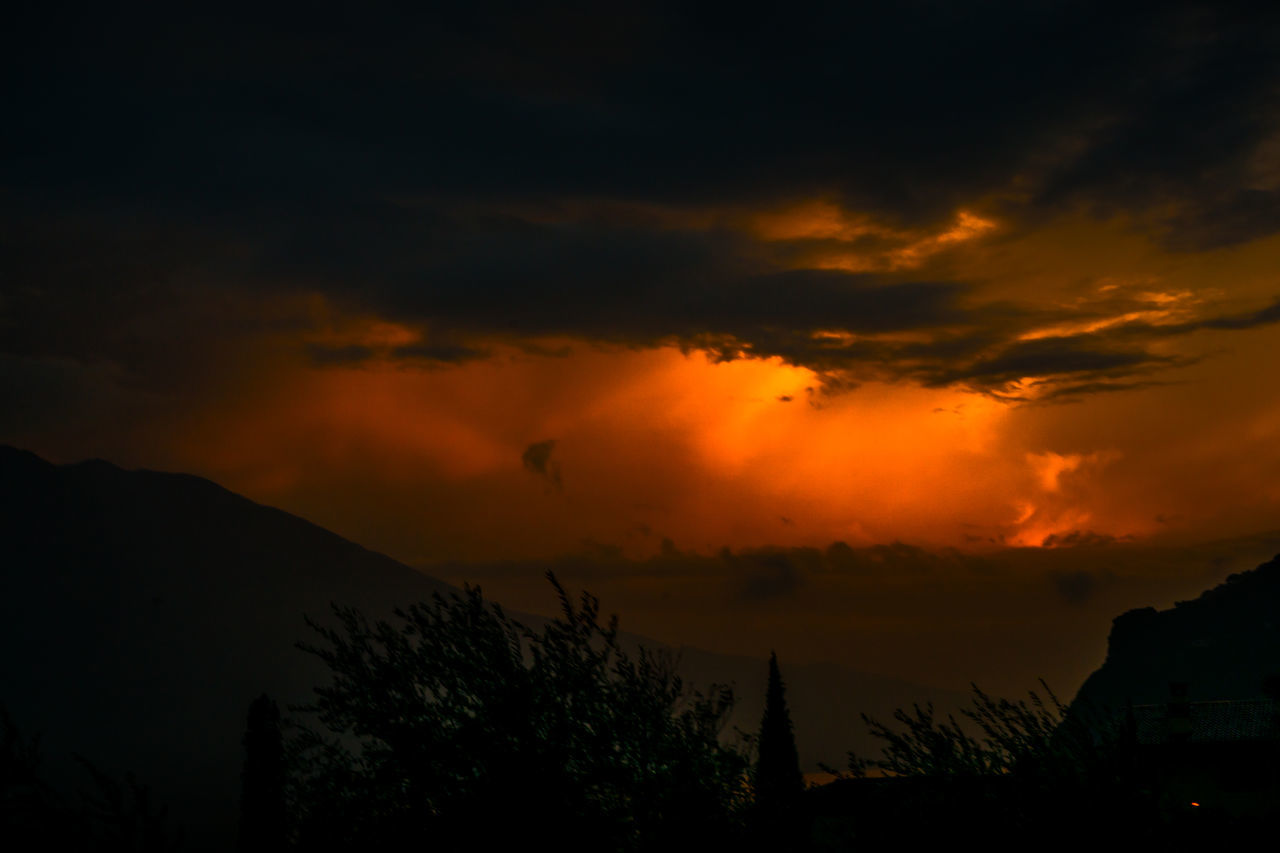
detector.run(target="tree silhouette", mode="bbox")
[1,708,53,847]
[751,652,806,851]
[238,694,286,853]
[72,756,183,852]
[755,652,803,808]
[288,574,750,851]
[1,708,182,851]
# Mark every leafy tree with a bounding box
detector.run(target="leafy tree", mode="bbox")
[238,694,286,853]
[288,573,750,851]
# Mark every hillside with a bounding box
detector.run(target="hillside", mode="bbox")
[0,447,461,846]
[0,447,962,848]
[1075,553,1280,711]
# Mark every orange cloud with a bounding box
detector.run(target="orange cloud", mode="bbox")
[12,210,1280,569]
[747,200,997,272]
[146,332,1173,564]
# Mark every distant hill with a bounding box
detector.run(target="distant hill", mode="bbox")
[1075,553,1280,712]
[0,446,459,847]
[0,447,963,849]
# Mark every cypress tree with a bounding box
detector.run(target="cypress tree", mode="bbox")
[238,693,286,852]
[755,651,803,810]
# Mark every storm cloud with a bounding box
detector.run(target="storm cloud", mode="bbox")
[7,2,1280,405]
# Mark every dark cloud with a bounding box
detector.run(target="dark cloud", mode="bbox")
[959,339,1166,384]
[929,337,1186,400]
[9,3,1279,221]
[430,530,1280,697]
[5,197,1275,404]
[1051,570,1101,606]
[521,439,562,491]
[447,539,995,593]
[824,541,992,575]
[305,344,374,366]
[1041,530,1121,549]
[1192,296,1280,331]
[6,2,1280,402]
[305,341,491,367]
[720,541,989,585]
[1161,189,1280,250]
[434,532,1280,650]
[390,343,492,365]
[734,550,806,601]
[1031,378,1180,404]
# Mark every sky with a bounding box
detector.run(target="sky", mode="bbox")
[5,1,1280,695]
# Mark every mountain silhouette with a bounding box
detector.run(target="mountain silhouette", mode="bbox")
[1075,553,1280,711]
[0,446,458,847]
[0,446,963,849]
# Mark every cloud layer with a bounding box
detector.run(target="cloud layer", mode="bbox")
[7,2,1280,402]
[6,4,1280,689]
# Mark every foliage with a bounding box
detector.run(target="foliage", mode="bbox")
[288,573,750,851]
[822,682,1154,845]
[1,708,182,851]
[846,680,1111,780]
[72,756,184,853]
[1,708,51,844]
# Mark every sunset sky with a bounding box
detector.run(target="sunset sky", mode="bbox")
[6,2,1280,695]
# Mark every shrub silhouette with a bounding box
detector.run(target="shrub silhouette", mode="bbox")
[1,709,182,851]
[848,681,1145,790]
[288,573,749,851]
[825,682,1159,845]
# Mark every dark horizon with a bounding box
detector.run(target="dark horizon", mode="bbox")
[5,444,1280,848]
